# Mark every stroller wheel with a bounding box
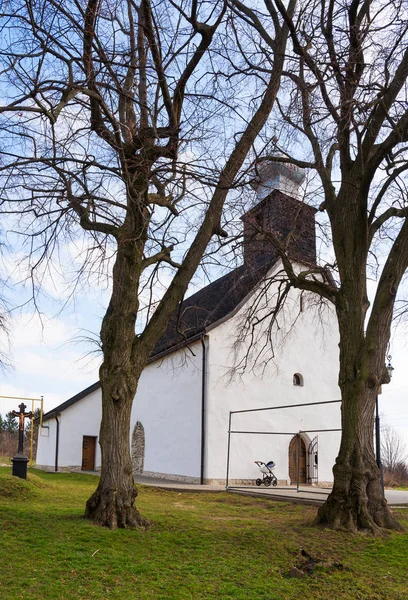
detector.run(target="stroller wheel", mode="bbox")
[264,476,272,487]
[255,478,262,487]
[272,479,278,487]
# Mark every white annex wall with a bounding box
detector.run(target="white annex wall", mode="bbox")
[205,263,341,484]
[36,387,102,469]
[36,418,57,467]
[37,389,102,468]
[130,342,202,479]
[58,389,102,467]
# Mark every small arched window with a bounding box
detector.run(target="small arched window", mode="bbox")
[293,373,304,386]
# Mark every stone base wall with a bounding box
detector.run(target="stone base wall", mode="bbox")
[35,465,101,473]
[206,479,332,487]
[212,479,289,486]
[312,481,332,488]
[141,470,201,484]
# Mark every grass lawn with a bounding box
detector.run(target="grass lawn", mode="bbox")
[0,468,407,599]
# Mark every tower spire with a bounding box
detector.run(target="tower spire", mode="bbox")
[251,152,305,201]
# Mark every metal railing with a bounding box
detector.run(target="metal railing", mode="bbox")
[225,399,341,495]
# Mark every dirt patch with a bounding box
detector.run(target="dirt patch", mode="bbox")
[173,503,198,510]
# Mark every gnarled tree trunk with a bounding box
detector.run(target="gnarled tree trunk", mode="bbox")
[85,188,150,528]
[316,264,404,533]
[315,384,402,533]
[85,372,149,529]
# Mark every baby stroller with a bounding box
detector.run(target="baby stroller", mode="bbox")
[254,460,278,487]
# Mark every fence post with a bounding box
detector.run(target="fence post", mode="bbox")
[226,411,232,490]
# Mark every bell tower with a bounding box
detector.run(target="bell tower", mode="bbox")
[242,157,316,267]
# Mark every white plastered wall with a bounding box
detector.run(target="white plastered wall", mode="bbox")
[205,261,341,484]
[36,387,102,469]
[37,345,203,478]
[130,342,203,480]
[36,418,57,468]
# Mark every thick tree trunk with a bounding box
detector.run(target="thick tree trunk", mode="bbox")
[85,183,151,528]
[85,368,149,529]
[315,278,403,533]
[313,183,405,534]
[315,385,403,534]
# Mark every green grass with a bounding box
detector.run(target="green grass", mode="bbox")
[0,455,11,465]
[0,467,407,600]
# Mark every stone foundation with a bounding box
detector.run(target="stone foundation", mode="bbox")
[213,479,289,486]
[34,466,333,489]
[35,464,101,473]
[141,470,201,484]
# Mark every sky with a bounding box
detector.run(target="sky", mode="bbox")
[0,300,103,416]
[378,323,408,446]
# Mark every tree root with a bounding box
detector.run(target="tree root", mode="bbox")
[85,484,150,529]
[315,490,405,535]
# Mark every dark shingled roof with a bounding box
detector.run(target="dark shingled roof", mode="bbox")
[153,257,275,354]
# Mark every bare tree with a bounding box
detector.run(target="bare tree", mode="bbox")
[0,0,295,527]
[231,0,408,533]
[0,309,9,370]
[0,232,11,370]
[381,425,408,472]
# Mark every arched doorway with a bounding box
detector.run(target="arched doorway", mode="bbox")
[131,421,145,475]
[288,434,307,484]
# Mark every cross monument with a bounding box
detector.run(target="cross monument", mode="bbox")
[11,403,34,480]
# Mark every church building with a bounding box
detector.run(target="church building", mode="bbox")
[36,158,341,486]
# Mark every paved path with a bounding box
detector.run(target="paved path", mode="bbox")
[133,475,408,507]
[59,471,408,507]
[383,489,408,506]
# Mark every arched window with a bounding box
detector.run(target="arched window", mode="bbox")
[293,373,304,386]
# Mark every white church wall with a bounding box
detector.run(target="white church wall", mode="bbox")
[226,406,341,484]
[130,341,203,480]
[36,263,341,486]
[58,389,102,468]
[205,263,341,484]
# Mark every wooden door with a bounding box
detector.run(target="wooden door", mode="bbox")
[82,436,96,471]
[288,435,307,484]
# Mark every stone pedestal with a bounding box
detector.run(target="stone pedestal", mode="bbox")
[11,453,29,480]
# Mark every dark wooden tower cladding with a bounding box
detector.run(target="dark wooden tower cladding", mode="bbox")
[241,189,317,267]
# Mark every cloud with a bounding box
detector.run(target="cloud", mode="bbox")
[1,311,100,413]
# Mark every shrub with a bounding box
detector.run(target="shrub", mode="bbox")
[383,462,408,487]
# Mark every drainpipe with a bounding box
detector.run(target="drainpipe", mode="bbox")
[55,414,60,472]
[200,333,207,485]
